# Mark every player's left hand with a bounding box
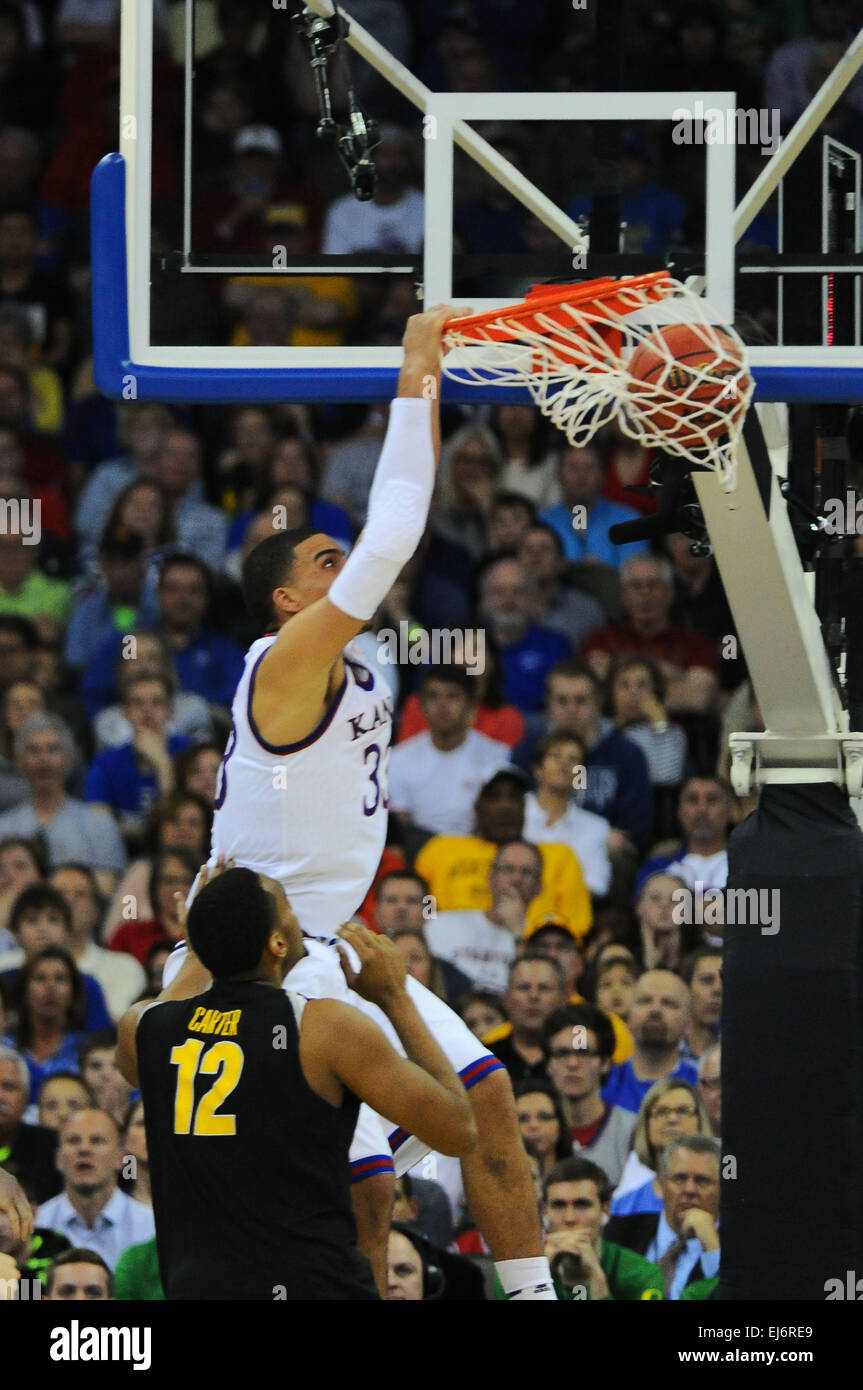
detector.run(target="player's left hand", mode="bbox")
[336,921,407,1006]
[174,855,235,933]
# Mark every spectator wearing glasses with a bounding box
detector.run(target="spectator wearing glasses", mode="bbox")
[605,1135,721,1300]
[612,1078,713,1213]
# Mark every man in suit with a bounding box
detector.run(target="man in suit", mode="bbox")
[604,1134,720,1300]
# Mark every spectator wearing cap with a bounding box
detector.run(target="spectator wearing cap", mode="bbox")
[542,1004,635,1188]
[387,668,511,844]
[85,671,190,843]
[64,520,159,671]
[0,714,127,885]
[415,767,592,935]
[196,123,321,254]
[425,840,545,992]
[478,557,572,714]
[524,729,612,898]
[322,125,424,255]
[524,919,633,1065]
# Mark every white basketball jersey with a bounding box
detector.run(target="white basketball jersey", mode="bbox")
[210,636,392,937]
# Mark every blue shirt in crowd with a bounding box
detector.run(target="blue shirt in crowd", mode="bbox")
[539,499,649,568]
[602,1057,699,1115]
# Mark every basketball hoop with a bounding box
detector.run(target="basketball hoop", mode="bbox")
[441,273,754,492]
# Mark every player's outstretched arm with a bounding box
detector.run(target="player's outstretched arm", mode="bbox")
[259,305,469,689]
[301,924,477,1158]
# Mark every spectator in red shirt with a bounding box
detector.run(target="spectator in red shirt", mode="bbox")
[107,848,196,966]
[582,554,719,717]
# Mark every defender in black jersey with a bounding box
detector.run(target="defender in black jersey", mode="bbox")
[116,863,476,1300]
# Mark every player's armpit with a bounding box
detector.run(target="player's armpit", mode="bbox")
[301,1000,477,1159]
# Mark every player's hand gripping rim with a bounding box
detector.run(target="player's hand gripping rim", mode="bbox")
[336,921,407,1008]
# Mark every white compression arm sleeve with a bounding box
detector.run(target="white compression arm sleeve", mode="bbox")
[328,397,436,621]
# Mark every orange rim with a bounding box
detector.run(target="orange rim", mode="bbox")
[442,271,674,342]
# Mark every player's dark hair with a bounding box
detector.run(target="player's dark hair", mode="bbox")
[541,1001,616,1063]
[241,526,321,630]
[543,1154,612,1205]
[186,867,279,977]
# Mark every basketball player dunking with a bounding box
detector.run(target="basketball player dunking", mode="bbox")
[166,306,556,1300]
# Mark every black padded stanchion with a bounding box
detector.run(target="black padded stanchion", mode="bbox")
[720,784,863,1299]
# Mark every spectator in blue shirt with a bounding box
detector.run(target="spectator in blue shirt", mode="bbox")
[2,946,90,1103]
[85,672,191,841]
[79,554,245,717]
[478,557,572,714]
[0,884,111,1034]
[540,444,649,569]
[65,521,160,671]
[602,969,697,1115]
[567,131,686,257]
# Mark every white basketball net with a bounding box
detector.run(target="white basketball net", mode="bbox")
[441,274,754,492]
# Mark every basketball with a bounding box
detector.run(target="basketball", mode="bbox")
[627,323,751,445]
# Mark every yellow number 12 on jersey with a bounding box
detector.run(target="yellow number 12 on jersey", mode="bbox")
[170,1038,245,1135]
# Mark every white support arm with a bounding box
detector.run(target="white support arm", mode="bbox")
[691,425,861,793]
